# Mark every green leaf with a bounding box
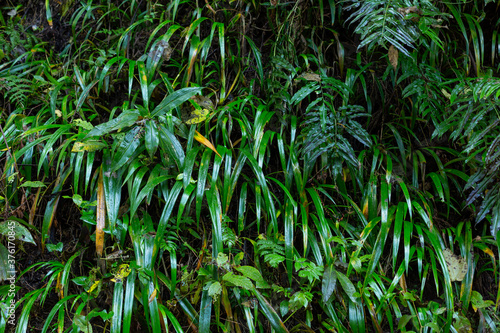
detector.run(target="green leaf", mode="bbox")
[19,181,46,188]
[252,287,289,333]
[0,243,10,281]
[103,155,125,238]
[0,220,36,245]
[40,295,78,333]
[137,61,150,111]
[244,36,264,83]
[73,314,93,333]
[17,289,44,333]
[216,252,229,267]
[72,119,94,130]
[85,110,140,138]
[234,266,270,288]
[223,272,253,290]
[46,242,63,252]
[158,124,185,170]
[322,263,337,304]
[123,269,136,332]
[110,281,124,333]
[145,120,159,157]
[397,315,414,330]
[471,290,494,311]
[336,270,358,304]
[151,87,203,118]
[199,290,212,333]
[453,315,472,333]
[291,82,319,105]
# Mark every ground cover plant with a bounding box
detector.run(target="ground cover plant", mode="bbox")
[1,0,500,332]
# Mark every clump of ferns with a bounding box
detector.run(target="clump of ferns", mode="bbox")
[439,78,500,237]
[0,75,33,108]
[1,17,38,60]
[300,104,372,179]
[464,136,500,237]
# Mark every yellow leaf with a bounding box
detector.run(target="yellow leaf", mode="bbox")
[148,289,157,303]
[441,89,451,99]
[56,272,64,299]
[194,130,221,157]
[86,280,101,293]
[479,245,495,260]
[111,264,131,283]
[362,198,369,219]
[185,108,210,125]
[72,141,106,152]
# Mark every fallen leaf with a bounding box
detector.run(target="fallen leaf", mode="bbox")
[298,72,321,82]
[388,45,398,70]
[443,248,467,282]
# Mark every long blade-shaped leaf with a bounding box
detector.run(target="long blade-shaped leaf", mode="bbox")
[151,87,203,118]
[96,167,105,257]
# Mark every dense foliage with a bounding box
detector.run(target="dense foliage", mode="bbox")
[1,0,500,332]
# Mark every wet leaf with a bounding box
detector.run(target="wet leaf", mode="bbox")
[322,264,337,304]
[194,130,221,157]
[336,270,357,303]
[86,110,140,138]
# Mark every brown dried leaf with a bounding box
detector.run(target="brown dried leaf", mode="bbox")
[191,95,214,110]
[298,72,321,82]
[388,45,398,70]
[397,6,422,16]
[160,41,173,61]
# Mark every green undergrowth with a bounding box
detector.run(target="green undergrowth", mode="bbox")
[1,0,500,332]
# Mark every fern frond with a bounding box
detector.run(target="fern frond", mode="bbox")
[347,0,418,56]
[301,104,371,178]
[444,77,500,236]
[346,0,444,57]
[257,238,285,268]
[0,75,33,107]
